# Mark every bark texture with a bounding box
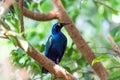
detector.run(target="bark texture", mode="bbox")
[1,0,110,80]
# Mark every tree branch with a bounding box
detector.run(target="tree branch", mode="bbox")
[94,0,119,12]
[23,8,57,21]
[52,0,109,80]
[26,44,76,80]
[3,0,109,79]
[108,66,120,69]
[19,0,24,37]
[0,23,77,80]
[0,36,8,39]
[3,0,57,21]
[108,34,120,57]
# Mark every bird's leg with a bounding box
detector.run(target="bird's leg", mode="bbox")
[56,58,59,64]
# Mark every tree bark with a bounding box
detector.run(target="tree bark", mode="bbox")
[52,0,109,80]
[0,24,77,80]
[2,0,110,80]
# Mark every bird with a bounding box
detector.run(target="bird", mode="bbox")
[42,22,69,73]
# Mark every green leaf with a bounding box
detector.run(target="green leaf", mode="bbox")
[39,44,45,52]
[64,66,71,73]
[1,19,10,30]
[111,58,120,65]
[18,37,29,52]
[85,73,91,80]
[92,55,110,65]
[13,3,21,19]
[16,48,26,54]
[40,0,53,12]
[107,70,120,80]
[112,56,120,64]
[8,36,17,46]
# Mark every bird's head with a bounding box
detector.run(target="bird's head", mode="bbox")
[52,22,70,34]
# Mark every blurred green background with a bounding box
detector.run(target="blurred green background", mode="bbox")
[1,0,120,80]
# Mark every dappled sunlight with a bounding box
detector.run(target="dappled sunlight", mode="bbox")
[0,1,5,18]
[112,13,120,23]
[0,0,120,80]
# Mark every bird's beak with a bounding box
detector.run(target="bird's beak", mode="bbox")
[61,22,70,26]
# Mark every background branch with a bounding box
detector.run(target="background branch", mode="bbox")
[19,0,24,37]
[108,34,120,57]
[2,0,110,80]
[108,66,120,69]
[94,0,119,12]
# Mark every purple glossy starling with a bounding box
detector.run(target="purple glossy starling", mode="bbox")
[42,22,69,73]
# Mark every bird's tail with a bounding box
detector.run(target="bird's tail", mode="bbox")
[42,67,49,73]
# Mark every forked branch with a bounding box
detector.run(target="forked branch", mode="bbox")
[2,0,110,80]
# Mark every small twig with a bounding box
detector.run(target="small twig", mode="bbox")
[0,36,8,39]
[19,0,24,37]
[108,34,120,57]
[94,0,119,12]
[3,0,109,79]
[108,66,120,70]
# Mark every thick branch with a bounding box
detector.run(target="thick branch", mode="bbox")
[3,0,57,21]
[108,34,120,57]
[23,8,57,21]
[52,0,109,80]
[2,1,77,79]
[26,45,76,80]
[0,24,76,80]
[3,0,109,79]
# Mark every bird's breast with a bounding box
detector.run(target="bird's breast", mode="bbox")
[52,33,67,44]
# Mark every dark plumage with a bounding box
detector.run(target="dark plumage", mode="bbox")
[42,22,69,73]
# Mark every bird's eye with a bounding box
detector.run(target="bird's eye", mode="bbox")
[57,23,61,27]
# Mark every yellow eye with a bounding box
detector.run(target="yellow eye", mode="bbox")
[57,23,61,27]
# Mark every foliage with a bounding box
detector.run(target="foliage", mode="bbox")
[1,0,120,80]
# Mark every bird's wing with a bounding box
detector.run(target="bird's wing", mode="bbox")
[57,42,67,63]
[44,35,52,56]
